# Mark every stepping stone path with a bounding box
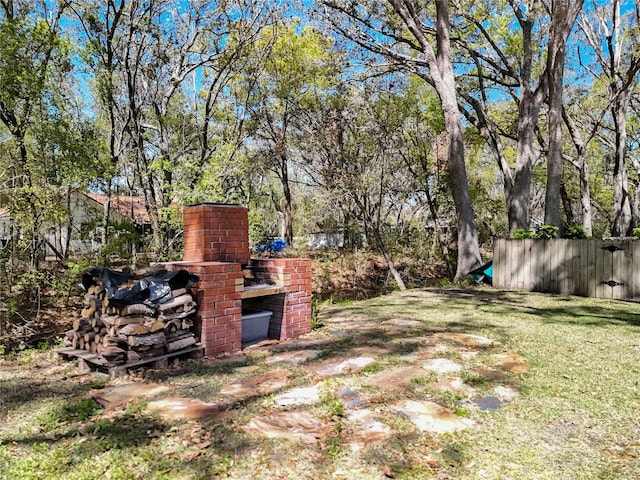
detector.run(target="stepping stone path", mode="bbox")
[128,314,531,455]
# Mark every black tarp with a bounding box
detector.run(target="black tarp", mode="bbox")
[81,267,199,307]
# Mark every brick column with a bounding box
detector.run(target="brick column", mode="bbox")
[164,261,244,356]
[248,258,313,340]
[183,203,250,265]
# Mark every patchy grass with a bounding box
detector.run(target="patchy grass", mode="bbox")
[1,288,640,479]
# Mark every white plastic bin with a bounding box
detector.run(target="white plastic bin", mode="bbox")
[242,309,272,343]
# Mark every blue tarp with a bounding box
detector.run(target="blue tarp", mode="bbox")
[468,261,493,285]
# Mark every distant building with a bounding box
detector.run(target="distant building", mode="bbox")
[1,192,153,258]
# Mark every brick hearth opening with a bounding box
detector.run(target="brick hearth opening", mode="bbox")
[165,203,312,356]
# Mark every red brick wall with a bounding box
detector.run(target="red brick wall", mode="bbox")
[164,261,244,356]
[248,258,313,339]
[183,204,250,265]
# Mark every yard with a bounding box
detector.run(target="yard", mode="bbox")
[1,288,639,479]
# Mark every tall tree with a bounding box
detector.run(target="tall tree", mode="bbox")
[0,0,79,265]
[239,20,339,246]
[544,0,584,230]
[579,0,640,236]
[457,0,582,234]
[75,0,271,257]
[320,0,482,278]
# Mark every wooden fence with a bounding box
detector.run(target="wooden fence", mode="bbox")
[493,238,640,300]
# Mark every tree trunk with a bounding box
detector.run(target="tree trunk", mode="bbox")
[544,0,569,233]
[509,91,544,233]
[562,107,594,236]
[280,154,294,246]
[434,1,482,279]
[611,94,633,236]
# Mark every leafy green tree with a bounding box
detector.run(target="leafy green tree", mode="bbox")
[579,0,640,236]
[0,1,98,265]
[237,19,340,246]
[319,0,482,279]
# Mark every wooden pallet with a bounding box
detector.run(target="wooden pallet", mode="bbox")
[56,345,204,378]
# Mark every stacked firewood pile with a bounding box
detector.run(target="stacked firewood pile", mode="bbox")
[64,267,199,365]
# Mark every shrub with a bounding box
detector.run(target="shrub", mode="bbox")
[513,228,536,239]
[564,224,587,239]
[535,224,559,239]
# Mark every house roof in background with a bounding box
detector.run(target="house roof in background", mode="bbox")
[84,193,152,224]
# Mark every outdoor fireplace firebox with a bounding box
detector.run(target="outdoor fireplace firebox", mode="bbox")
[164,203,312,356]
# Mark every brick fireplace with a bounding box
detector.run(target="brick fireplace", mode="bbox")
[165,203,312,357]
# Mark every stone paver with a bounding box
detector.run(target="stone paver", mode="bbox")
[336,385,368,410]
[242,412,331,444]
[274,386,321,407]
[429,377,476,397]
[264,349,322,365]
[308,356,376,377]
[494,384,521,401]
[471,396,503,411]
[146,397,232,420]
[367,366,426,392]
[93,383,169,410]
[491,351,531,373]
[392,400,475,434]
[220,369,289,399]
[434,332,495,348]
[471,367,508,381]
[347,409,394,451]
[422,358,463,374]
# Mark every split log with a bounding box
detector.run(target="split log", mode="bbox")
[99,346,126,363]
[170,288,187,298]
[166,329,194,340]
[118,324,150,336]
[120,304,155,317]
[158,294,193,312]
[127,331,166,347]
[102,334,128,348]
[100,315,119,327]
[158,307,196,321]
[145,320,166,333]
[90,317,104,329]
[166,335,196,352]
[127,348,164,362]
[115,315,152,327]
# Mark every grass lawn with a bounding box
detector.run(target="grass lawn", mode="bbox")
[1,288,639,479]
